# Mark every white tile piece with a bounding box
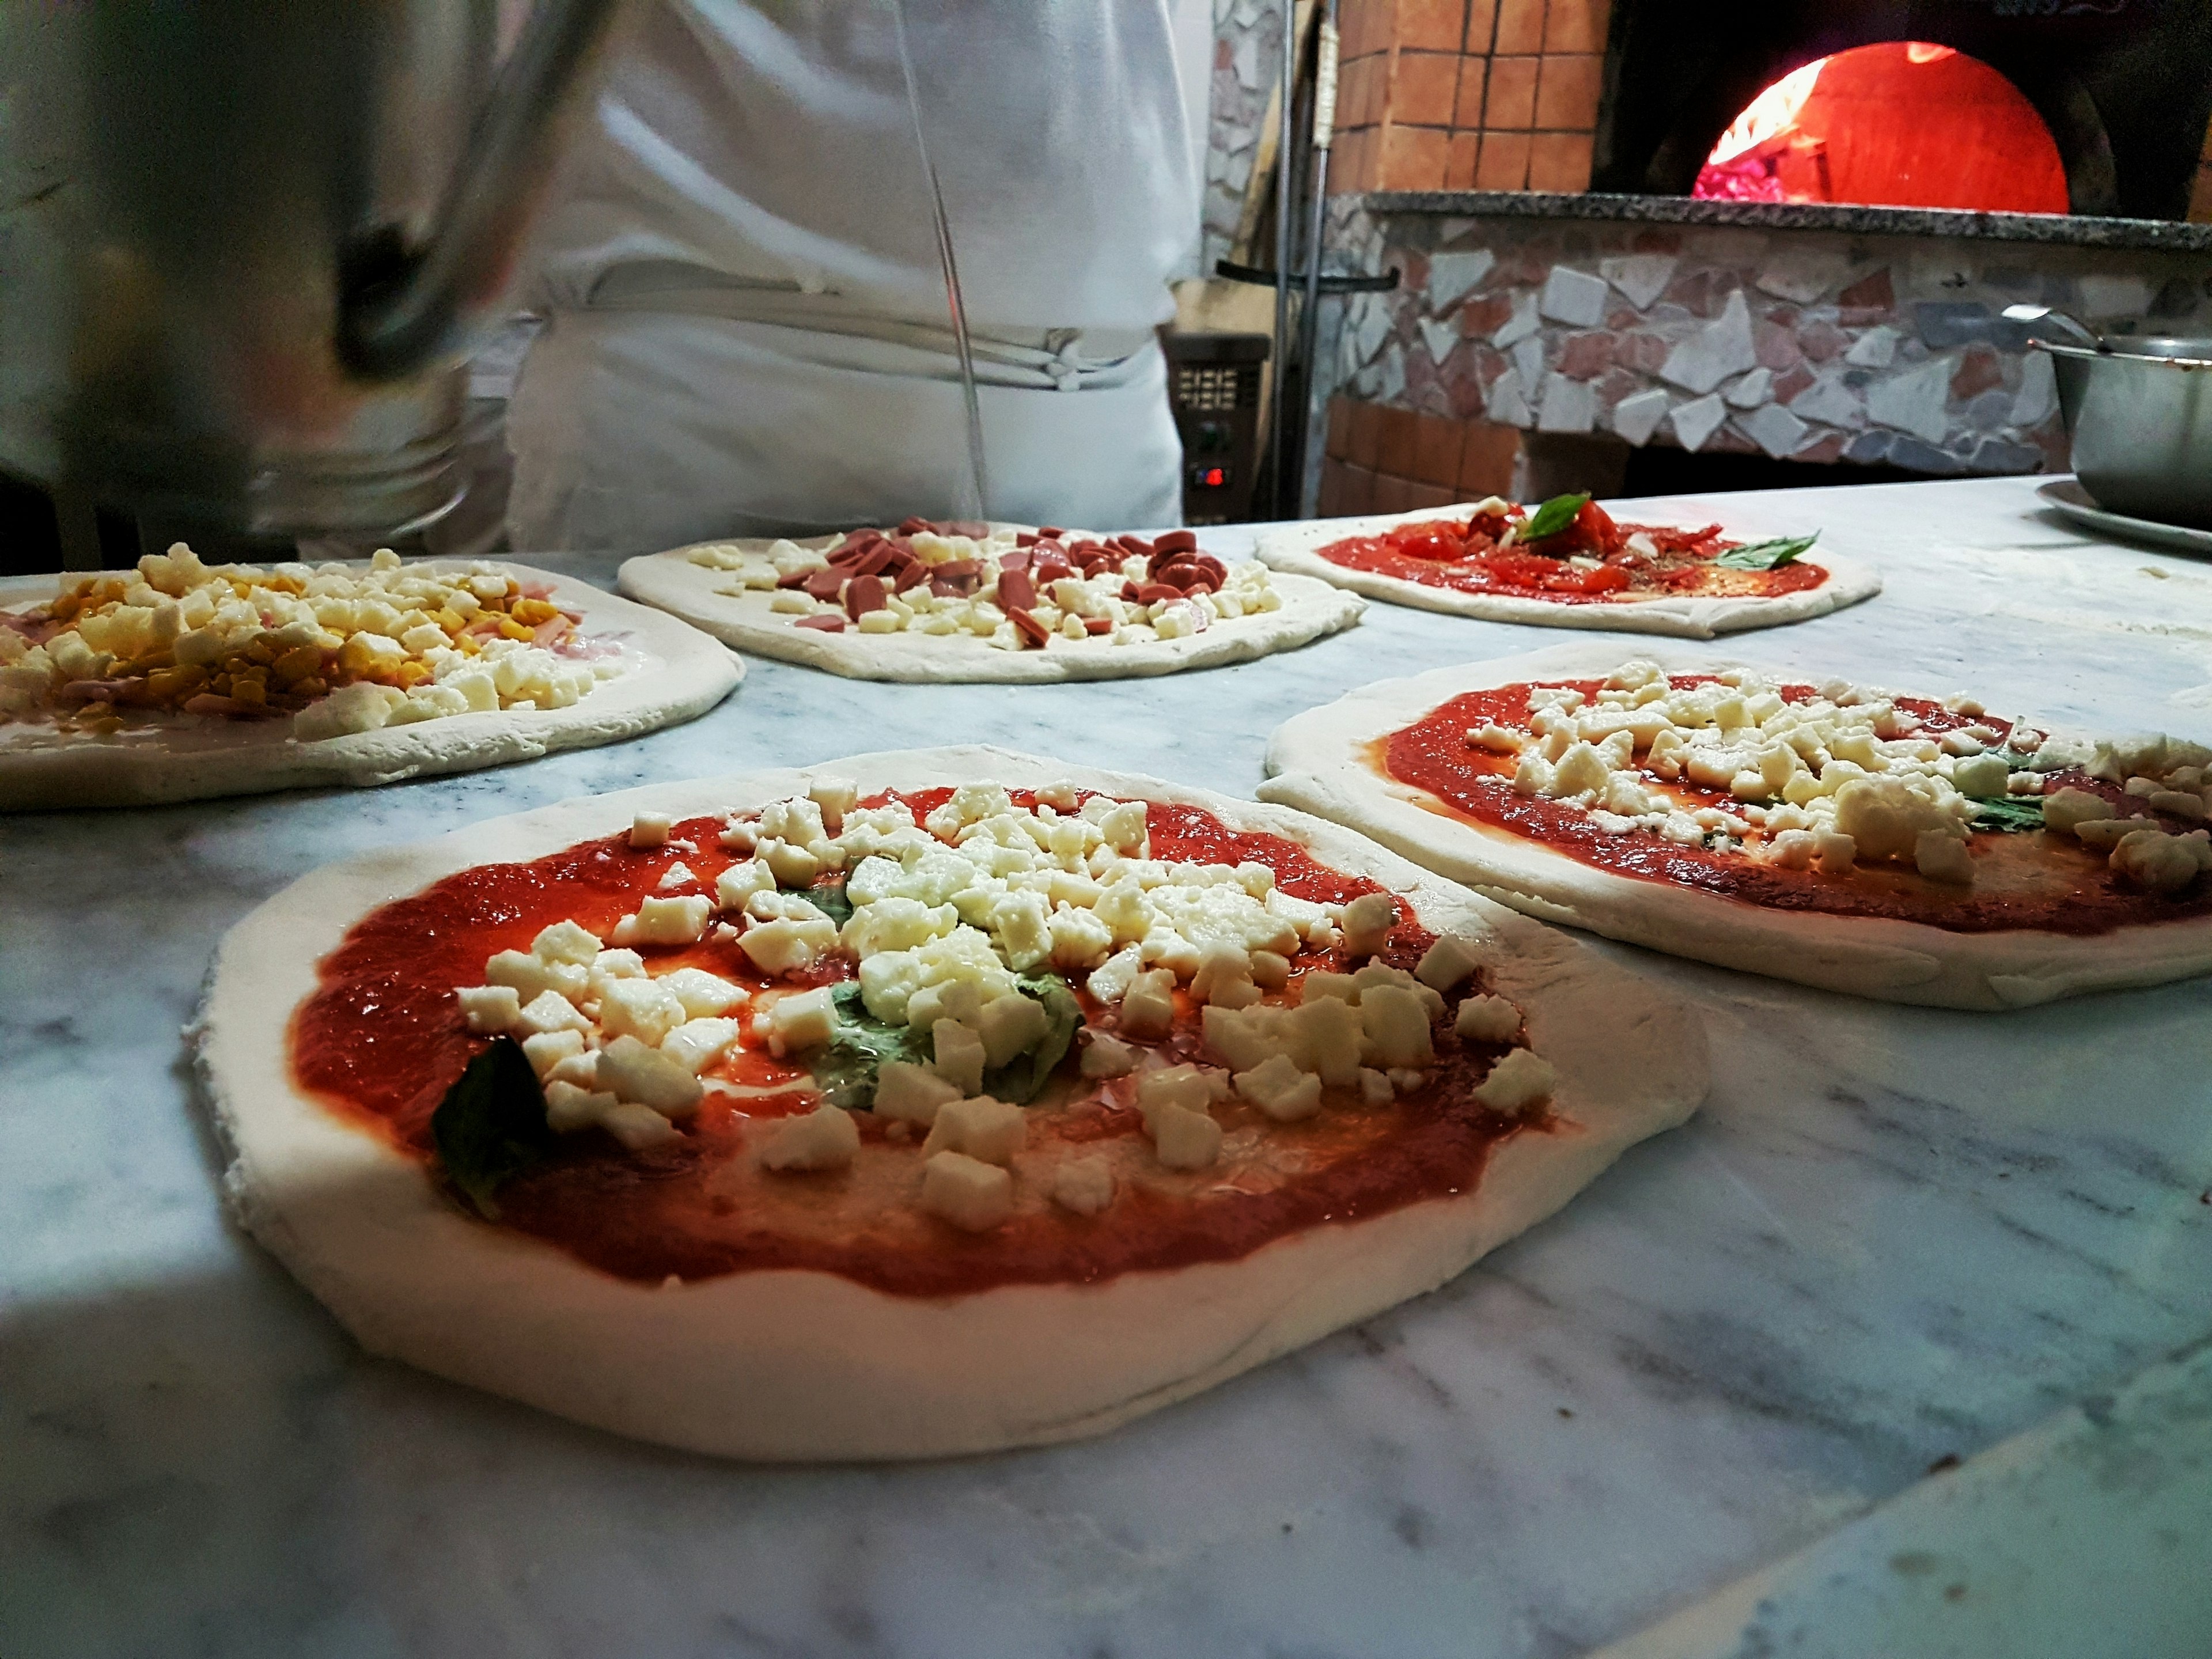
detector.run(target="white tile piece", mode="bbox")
[1668,391,1728,450]
[1739,402,1810,459]
[1418,318,1459,364]
[1788,375,1865,429]
[1511,334,1547,392]
[1484,366,1532,426]
[1844,326,1899,369]
[1600,253,1677,311]
[1609,387,1671,446]
[1492,290,1540,347]
[1535,373,1597,434]
[1660,291,1758,395]
[1866,357,1955,445]
[1351,294,1392,366]
[1724,368,1772,409]
[1538,266,1609,328]
[1426,251,1495,313]
[1754,249,1851,305]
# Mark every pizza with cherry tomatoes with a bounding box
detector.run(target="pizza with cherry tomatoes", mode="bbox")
[195,747,1703,1460]
[1256,494,1880,639]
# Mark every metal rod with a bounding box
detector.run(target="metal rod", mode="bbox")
[1293,4,1339,519]
[889,0,988,521]
[1268,0,1297,520]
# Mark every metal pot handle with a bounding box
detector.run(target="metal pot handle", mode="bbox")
[338,0,631,380]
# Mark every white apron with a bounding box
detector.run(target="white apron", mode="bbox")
[506,0,1204,555]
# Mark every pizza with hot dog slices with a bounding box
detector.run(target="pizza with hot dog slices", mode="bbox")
[616,518,1362,681]
[1,544,740,809]
[196,746,1705,1460]
[1255,493,1880,638]
[1260,643,2212,1009]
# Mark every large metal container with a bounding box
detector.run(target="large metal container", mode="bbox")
[0,1,627,558]
[2047,338,2212,530]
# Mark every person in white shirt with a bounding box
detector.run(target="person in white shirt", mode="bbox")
[504,0,1209,556]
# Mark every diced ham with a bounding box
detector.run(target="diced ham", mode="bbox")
[793,613,847,631]
[997,567,1037,612]
[846,574,887,619]
[1009,607,1052,647]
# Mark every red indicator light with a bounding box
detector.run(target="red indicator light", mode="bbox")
[1202,467,1226,487]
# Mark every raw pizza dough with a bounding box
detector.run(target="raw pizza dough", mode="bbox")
[195,745,1707,1460]
[1260,642,2212,1009]
[616,531,1364,682]
[0,563,742,810]
[1255,502,1881,638]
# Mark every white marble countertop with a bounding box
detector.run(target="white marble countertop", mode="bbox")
[5,475,2210,1659]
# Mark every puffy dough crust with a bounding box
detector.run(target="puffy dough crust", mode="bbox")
[195,745,1707,1461]
[0,563,743,811]
[616,532,1364,682]
[1254,504,1881,639]
[1259,641,2212,1010]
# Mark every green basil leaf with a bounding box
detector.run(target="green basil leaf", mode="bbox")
[804,982,931,1110]
[1518,492,1589,544]
[982,973,1086,1105]
[1712,532,1820,570]
[798,875,853,928]
[431,1036,555,1219]
[1968,793,2046,833]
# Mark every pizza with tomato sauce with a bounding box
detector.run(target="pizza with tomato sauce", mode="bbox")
[1262,645,2212,1009]
[196,747,1704,1459]
[1255,493,1880,638]
[617,518,1361,682]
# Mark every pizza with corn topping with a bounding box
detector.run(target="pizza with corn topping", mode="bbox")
[0,544,740,808]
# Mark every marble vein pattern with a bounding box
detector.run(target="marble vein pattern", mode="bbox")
[3,476,2210,1659]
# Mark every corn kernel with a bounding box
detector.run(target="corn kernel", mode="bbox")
[230,677,267,707]
[396,660,433,688]
[509,597,559,626]
[244,639,276,665]
[291,676,328,698]
[497,617,534,641]
[146,665,208,701]
[271,645,323,682]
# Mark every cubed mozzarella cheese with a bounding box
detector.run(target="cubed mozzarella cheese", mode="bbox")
[931,1018,987,1095]
[456,984,522,1033]
[600,1101,682,1150]
[1234,1054,1323,1122]
[1359,984,1435,1070]
[760,1103,860,1172]
[612,894,712,946]
[661,1017,741,1074]
[921,1094,1027,1166]
[874,1060,961,1124]
[1151,1103,1222,1171]
[1340,892,1397,956]
[1914,830,1976,885]
[630,811,672,849]
[483,948,587,1003]
[920,1150,1015,1232]
[974,991,1050,1069]
[715,858,777,911]
[1414,934,1483,994]
[1474,1048,1557,1113]
[544,1080,618,1134]
[597,1034,705,1116]
[1118,967,1177,1039]
[738,916,839,976]
[766,986,838,1054]
[596,976,690,1046]
[1080,1032,1138,1078]
[1051,1156,1115,1216]
[1455,994,1520,1043]
[515,990,590,1036]
[521,1028,586,1077]
[531,920,602,967]
[656,967,748,1018]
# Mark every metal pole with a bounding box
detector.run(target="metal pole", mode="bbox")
[1293,2,1339,520]
[1268,0,1297,520]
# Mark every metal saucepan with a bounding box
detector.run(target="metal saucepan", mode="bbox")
[2041,336,2212,529]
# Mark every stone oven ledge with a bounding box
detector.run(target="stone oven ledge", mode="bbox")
[1364,190,2212,253]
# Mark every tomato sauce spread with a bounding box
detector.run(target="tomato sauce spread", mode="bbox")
[1320,499,1827,603]
[293,790,1537,1295]
[1381,681,2212,935]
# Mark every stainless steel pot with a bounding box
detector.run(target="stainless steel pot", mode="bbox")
[0,1,629,558]
[2046,338,2212,530]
